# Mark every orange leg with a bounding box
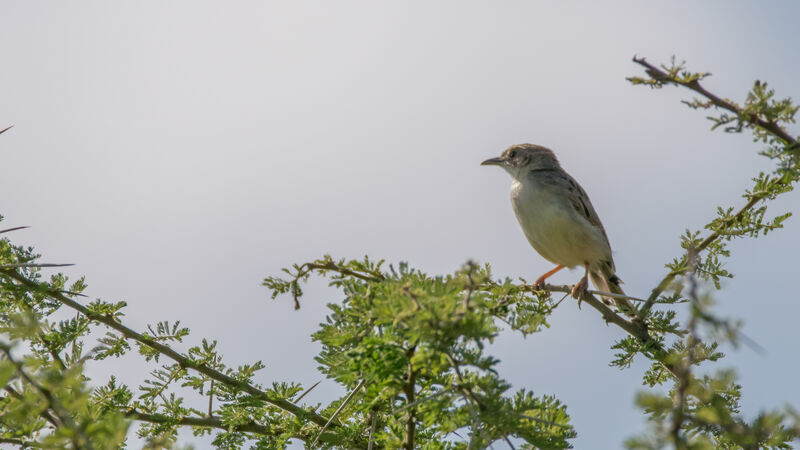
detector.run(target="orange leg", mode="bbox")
[532,264,565,291]
[570,263,590,306]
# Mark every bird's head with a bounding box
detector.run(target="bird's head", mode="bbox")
[481,143,560,178]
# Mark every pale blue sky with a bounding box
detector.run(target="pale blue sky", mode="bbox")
[1,1,798,448]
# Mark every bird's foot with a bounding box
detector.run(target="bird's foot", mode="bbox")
[570,276,589,308]
[531,265,565,293]
[532,276,548,292]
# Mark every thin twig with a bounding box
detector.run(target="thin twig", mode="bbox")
[311,379,365,448]
[516,413,571,429]
[207,379,214,417]
[503,436,517,450]
[294,379,322,403]
[302,262,384,283]
[0,263,75,268]
[286,260,385,309]
[0,124,13,135]
[584,289,648,303]
[58,289,88,298]
[552,291,570,308]
[0,225,29,235]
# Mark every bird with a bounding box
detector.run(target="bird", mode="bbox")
[481,143,634,314]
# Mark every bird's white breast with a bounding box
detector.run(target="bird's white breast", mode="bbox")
[510,179,610,268]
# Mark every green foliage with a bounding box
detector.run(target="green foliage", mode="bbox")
[266,258,575,448]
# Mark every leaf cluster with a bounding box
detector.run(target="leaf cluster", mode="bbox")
[266,258,575,448]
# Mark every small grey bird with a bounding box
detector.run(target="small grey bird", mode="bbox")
[482,143,633,313]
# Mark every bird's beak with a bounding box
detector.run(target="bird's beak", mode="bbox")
[480,157,504,167]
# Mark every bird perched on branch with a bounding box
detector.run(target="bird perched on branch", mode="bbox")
[482,143,633,314]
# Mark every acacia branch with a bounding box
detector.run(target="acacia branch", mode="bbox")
[281,260,384,309]
[300,262,384,283]
[125,410,329,443]
[127,409,371,447]
[631,57,797,145]
[540,284,656,347]
[631,56,798,317]
[127,410,275,435]
[529,283,682,378]
[0,268,367,448]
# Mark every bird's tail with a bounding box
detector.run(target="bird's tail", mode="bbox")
[590,267,636,317]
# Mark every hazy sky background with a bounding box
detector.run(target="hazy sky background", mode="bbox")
[2,1,799,448]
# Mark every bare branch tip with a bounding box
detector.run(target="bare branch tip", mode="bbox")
[294,380,322,403]
[0,226,31,235]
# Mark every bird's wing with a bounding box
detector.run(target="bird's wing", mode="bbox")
[540,169,610,241]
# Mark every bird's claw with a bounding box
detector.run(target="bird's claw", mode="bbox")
[532,277,547,292]
[570,277,589,308]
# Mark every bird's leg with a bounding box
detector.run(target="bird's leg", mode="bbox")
[570,263,590,307]
[532,265,565,291]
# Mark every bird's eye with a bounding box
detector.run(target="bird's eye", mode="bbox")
[508,150,517,158]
